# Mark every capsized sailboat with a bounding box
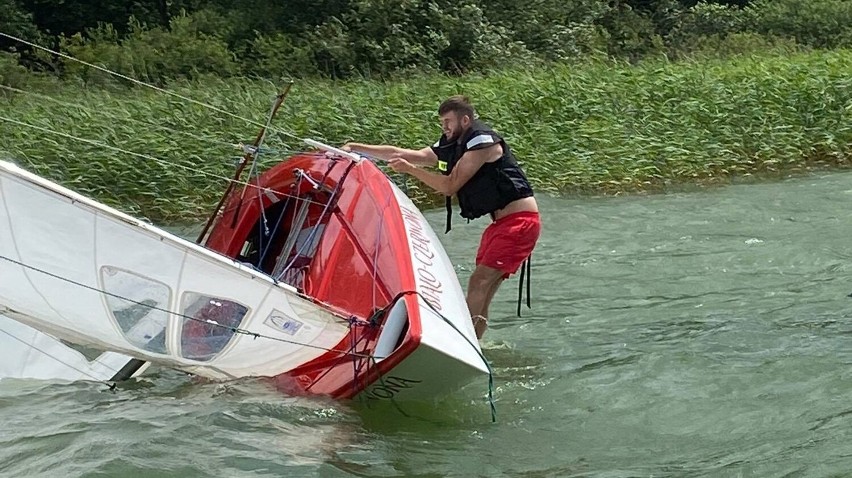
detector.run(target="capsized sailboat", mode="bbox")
[0,143,490,402]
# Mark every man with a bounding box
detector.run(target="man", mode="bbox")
[344,95,540,339]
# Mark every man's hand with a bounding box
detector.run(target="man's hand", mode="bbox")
[388,157,415,174]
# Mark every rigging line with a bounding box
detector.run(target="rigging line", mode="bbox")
[0,115,329,209]
[257,179,297,268]
[247,93,283,242]
[304,316,379,393]
[1,33,365,163]
[254,167,270,259]
[359,159,419,312]
[331,288,492,419]
[275,161,357,280]
[408,290,498,423]
[351,319,378,376]
[0,84,240,151]
[275,184,334,280]
[0,31,300,141]
[0,254,375,359]
[349,322,361,396]
[371,175,396,312]
[197,84,292,243]
[351,290,490,423]
[0,327,120,386]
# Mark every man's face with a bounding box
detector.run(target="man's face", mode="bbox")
[440,111,470,142]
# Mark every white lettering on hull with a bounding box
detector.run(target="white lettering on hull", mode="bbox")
[400,206,444,311]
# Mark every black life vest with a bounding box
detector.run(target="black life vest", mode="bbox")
[430,120,534,233]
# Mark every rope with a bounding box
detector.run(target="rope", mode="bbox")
[411,291,498,422]
[0,33,483,411]
[247,94,283,249]
[0,33,416,197]
[302,314,377,394]
[0,115,329,209]
[371,177,395,312]
[257,181,297,269]
[0,84,242,152]
[517,255,532,317]
[355,290,497,422]
[0,254,373,359]
[365,355,413,418]
[275,162,356,280]
[347,316,376,396]
[0,32,301,141]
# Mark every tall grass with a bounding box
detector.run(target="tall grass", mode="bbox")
[1,49,851,222]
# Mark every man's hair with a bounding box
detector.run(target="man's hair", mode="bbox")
[438,95,475,119]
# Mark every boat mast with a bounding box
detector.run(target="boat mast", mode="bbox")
[195,82,294,244]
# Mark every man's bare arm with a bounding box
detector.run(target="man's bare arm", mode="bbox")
[389,144,501,196]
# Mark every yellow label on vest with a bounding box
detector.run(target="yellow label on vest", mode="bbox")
[437,160,448,172]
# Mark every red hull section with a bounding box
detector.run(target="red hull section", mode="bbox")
[204,153,421,398]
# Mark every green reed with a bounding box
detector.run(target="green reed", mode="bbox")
[1,49,850,222]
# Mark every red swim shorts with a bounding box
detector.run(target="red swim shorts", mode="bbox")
[475,211,541,278]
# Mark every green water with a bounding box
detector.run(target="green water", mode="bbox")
[2,172,852,477]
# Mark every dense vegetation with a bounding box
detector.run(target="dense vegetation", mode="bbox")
[3,0,852,80]
[0,0,851,221]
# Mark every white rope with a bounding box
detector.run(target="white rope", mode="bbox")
[0,31,303,141]
[0,84,244,151]
[0,115,329,208]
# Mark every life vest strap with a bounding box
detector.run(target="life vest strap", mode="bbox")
[517,254,532,317]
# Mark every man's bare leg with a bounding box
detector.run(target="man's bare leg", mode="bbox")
[482,277,504,320]
[466,265,504,339]
[472,278,504,339]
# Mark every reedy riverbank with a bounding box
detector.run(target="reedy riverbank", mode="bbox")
[1,49,850,222]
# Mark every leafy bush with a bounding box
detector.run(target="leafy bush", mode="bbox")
[0,0,42,43]
[480,0,610,60]
[744,0,852,49]
[0,51,31,89]
[676,32,801,59]
[59,13,238,85]
[668,1,747,52]
[7,0,852,81]
[292,0,536,78]
[600,3,666,61]
[245,33,320,80]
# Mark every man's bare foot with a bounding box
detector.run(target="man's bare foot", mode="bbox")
[472,315,488,339]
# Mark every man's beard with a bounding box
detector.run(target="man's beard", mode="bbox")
[445,127,462,143]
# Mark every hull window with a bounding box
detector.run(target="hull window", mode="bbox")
[101,266,171,354]
[179,292,248,361]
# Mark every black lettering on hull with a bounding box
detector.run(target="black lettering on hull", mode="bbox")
[363,376,423,401]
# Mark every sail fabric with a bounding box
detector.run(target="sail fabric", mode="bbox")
[0,313,138,381]
[0,161,349,381]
